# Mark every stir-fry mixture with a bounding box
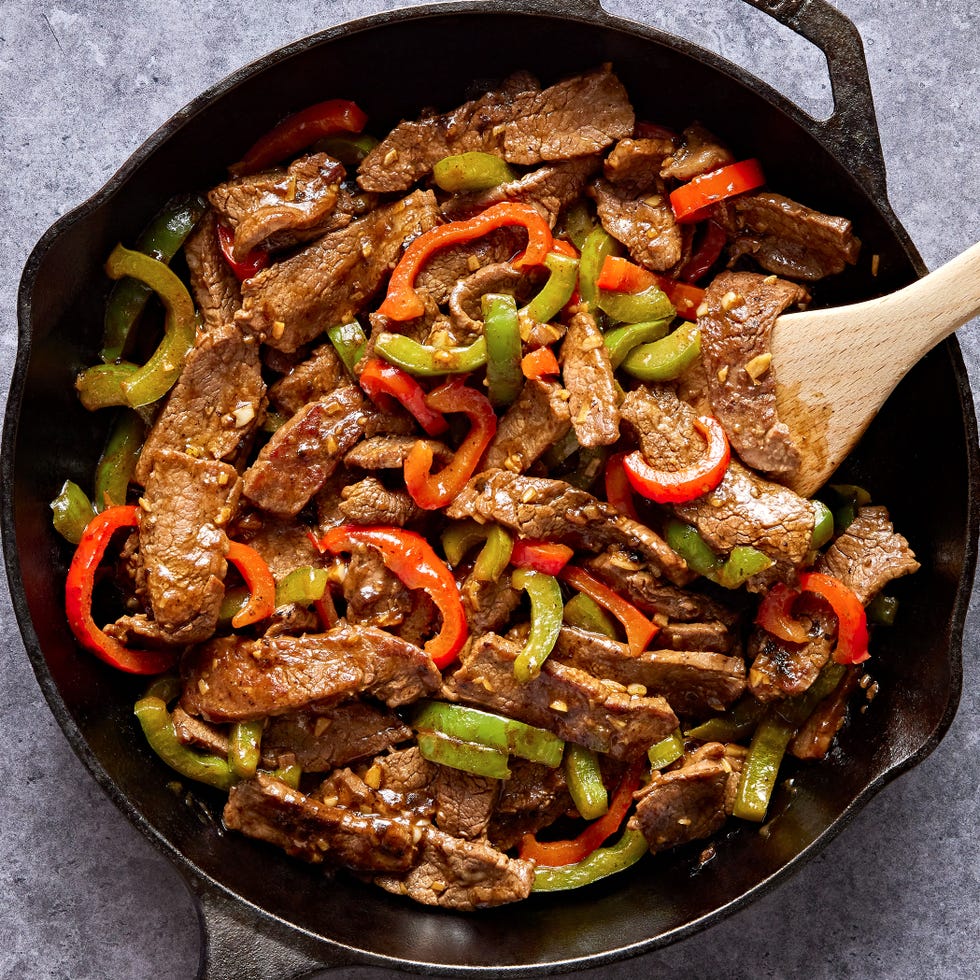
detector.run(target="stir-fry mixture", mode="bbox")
[53,66,921,909]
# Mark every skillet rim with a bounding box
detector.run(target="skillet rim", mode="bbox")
[4,0,978,973]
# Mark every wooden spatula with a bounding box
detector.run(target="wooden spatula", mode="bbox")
[771,242,980,498]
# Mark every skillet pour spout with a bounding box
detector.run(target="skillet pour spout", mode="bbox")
[5,1,977,976]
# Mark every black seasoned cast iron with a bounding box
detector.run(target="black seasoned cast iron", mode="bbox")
[5,1,978,976]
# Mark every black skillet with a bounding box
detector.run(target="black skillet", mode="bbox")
[4,1,978,976]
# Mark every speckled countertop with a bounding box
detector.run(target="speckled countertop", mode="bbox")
[1,2,978,978]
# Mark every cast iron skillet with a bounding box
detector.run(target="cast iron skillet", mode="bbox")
[5,1,978,976]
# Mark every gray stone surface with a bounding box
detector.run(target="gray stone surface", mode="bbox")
[1,1,977,978]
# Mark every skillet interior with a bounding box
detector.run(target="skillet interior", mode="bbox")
[6,5,977,972]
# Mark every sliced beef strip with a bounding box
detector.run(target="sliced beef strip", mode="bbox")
[698,271,809,478]
[267,342,347,416]
[262,702,412,772]
[342,542,413,629]
[815,505,919,605]
[592,176,682,272]
[237,189,440,352]
[263,602,321,639]
[620,384,706,470]
[720,192,861,281]
[243,385,378,517]
[358,66,632,193]
[446,468,691,586]
[460,573,523,637]
[674,459,818,570]
[444,632,678,761]
[447,263,525,343]
[442,157,601,226]
[134,324,265,486]
[482,379,571,473]
[183,211,242,331]
[339,476,421,527]
[397,589,440,648]
[414,227,526,306]
[171,706,229,757]
[748,598,836,702]
[789,667,861,760]
[374,825,534,910]
[604,137,675,185]
[138,450,242,643]
[228,512,320,580]
[550,625,745,715]
[487,759,573,851]
[180,625,441,722]
[223,774,421,873]
[364,746,497,841]
[660,124,734,182]
[656,621,734,654]
[560,309,620,447]
[629,757,734,855]
[208,153,352,256]
[345,435,452,471]
[582,547,738,624]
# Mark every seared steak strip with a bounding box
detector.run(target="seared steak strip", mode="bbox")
[180,626,441,722]
[183,212,242,331]
[237,189,440,351]
[446,468,691,585]
[560,309,620,447]
[267,342,348,417]
[698,271,808,478]
[444,632,678,760]
[481,379,571,473]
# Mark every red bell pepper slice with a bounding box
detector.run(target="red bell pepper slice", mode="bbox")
[754,582,809,644]
[559,566,658,656]
[634,121,679,140]
[225,541,276,628]
[678,219,727,283]
[595,255,704,322]
[520,346,561,380]
[377,202,553,322]
[623,416,730,505]
[64,505,177,675]
[798,572,870,665]
[669,158,765,223]
[510,539,574,576]
[520,758,645,866]
[231,98,369,176]
[314,591,340,630]
[358,357,448,436]
[311,525,468,669]
[403,381,497,510]
[604,452,639,520]
[216,222,270,281]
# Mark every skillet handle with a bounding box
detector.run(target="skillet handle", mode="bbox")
[739,0,889,205]
[189,881,358,980]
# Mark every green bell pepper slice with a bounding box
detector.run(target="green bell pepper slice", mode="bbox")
[665,519,721,577]
[433,151,516,192]
[647,730,685,770]
[512,567,564,682]
[811,499,835,548]
[417,730,511,779]
[327,320,368,376]
[442,521,514,582]
[94,410,145,510]
[102,193,206,363]
[578,226,620,310]
[134,696,237,791]
[684,696,767,742]
[620,322,701,382]
[482,292,523,407]
[318,133,379,166]
[826,483,872,533]
[218,585,250,628]
[50,480,96,544]
[80,245,197,409]
[563,593,618,639]
[521,253,580,324]
[273,763,302,789]
[275,566,329,607]
[531,828,648,892]
[564,744,609,820]
[598,284,675,325]
[603,318,671,369]
[412,700,564,767]
[562,200,597,252]
[560,445,609,493]
[374,331,487,377]
[228,720,264,779]
[713,546,774,589]
[732,713,796,822]
[866,593,898,626]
